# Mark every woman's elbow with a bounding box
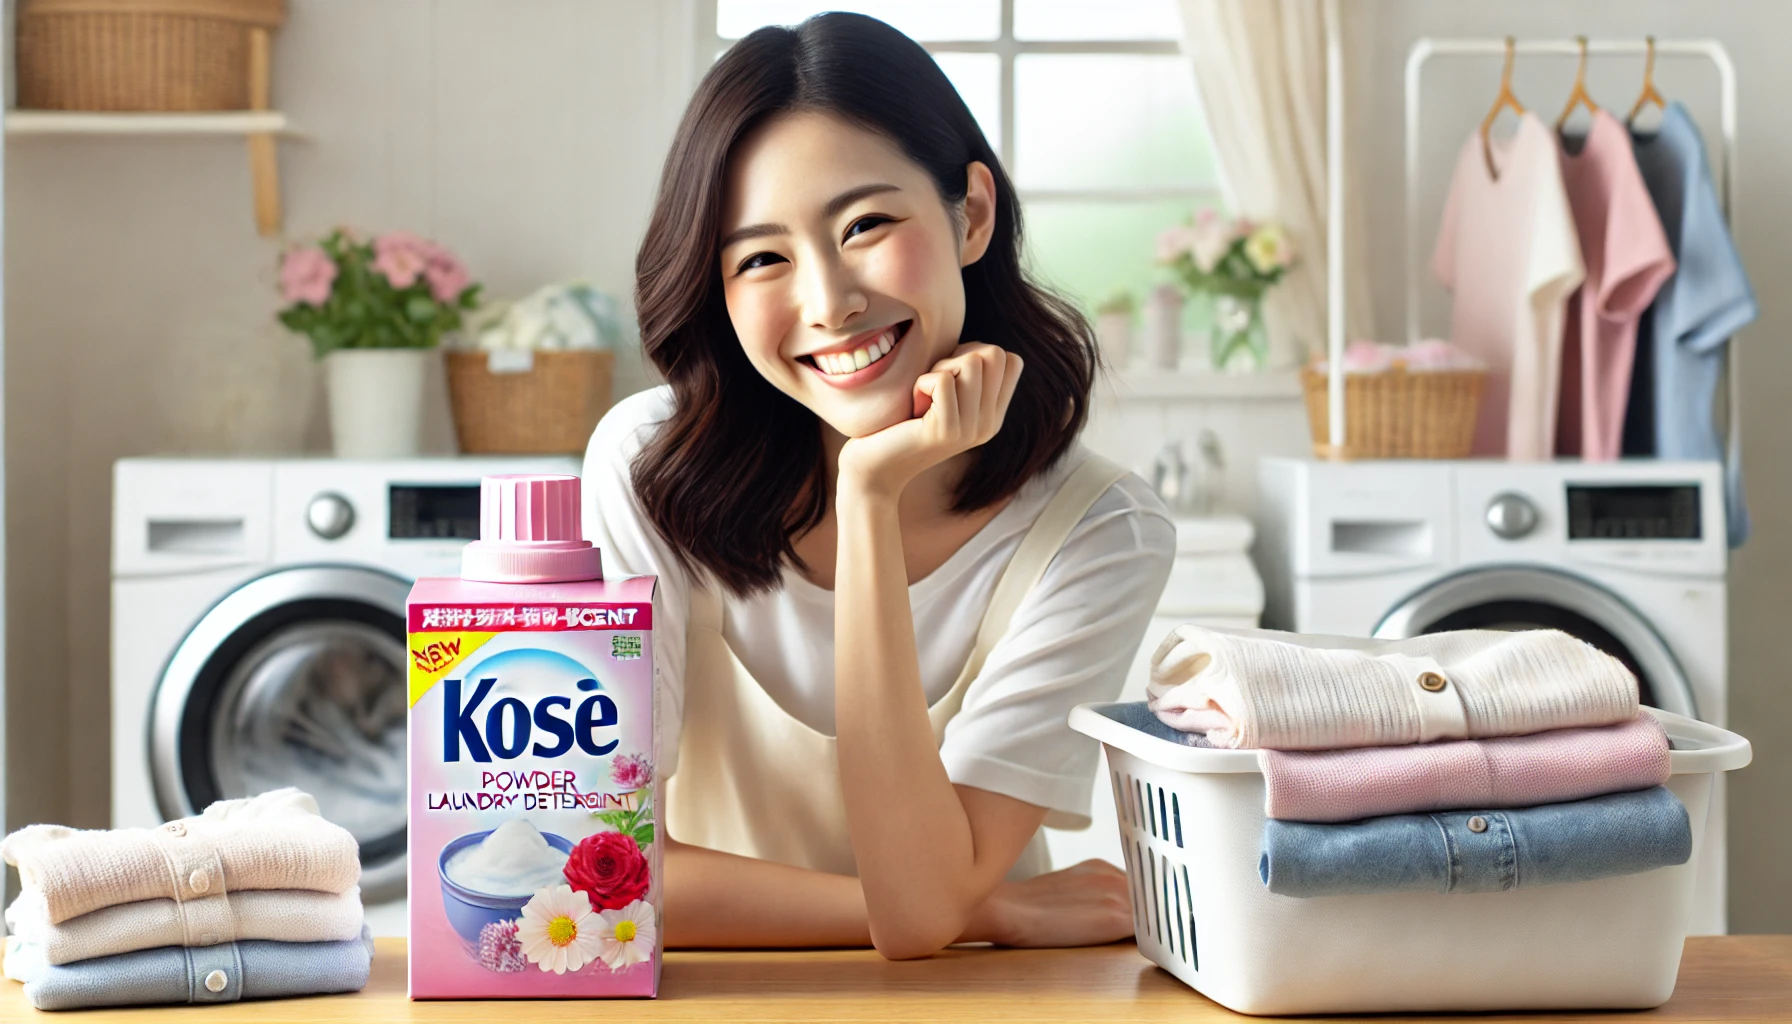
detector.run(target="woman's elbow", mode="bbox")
[870,929,952,961]
[867,907,970,961]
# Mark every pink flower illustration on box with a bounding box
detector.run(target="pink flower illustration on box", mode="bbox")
[477,918,526,973]
[610,753,653,791]
[564,831,651,911]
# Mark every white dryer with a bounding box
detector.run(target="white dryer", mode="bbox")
[1255,456,1730,933]
[112,456,576,935]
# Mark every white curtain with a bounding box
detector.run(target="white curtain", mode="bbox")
[1176,0,1374,366]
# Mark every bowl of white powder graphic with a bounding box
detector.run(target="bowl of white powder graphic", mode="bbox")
[439,819,575,952]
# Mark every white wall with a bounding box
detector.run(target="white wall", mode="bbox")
[1347,0,1792,932]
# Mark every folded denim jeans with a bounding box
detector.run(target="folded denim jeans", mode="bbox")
[5,928,373,1011]
[1259,786,1691,897]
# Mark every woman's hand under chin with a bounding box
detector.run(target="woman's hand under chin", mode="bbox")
[836,341,1024,501]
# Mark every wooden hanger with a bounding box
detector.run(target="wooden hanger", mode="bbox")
[1480,37,1525,179]
[1627,35,1667,127]
[1556,35,1600,131]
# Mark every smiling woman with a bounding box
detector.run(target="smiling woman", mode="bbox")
[632,14,1099,595]
[583,12,1175,960]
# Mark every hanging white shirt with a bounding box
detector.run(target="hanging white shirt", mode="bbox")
[581,387,1175,825]
[1433,113,1586,460]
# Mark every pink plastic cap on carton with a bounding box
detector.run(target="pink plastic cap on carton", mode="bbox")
[460,474,604,583]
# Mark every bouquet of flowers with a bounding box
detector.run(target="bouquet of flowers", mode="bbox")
[1156,210,1296,371]
[277,229,480,358]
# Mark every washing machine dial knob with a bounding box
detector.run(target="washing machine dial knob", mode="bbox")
[1485,492,1539,540]
[306,492,356,541]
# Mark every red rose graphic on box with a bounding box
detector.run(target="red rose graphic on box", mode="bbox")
[564,831,650,910]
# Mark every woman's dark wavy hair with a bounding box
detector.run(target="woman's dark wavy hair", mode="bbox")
[632,12,1097,596]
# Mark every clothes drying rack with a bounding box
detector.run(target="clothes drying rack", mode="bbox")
[1318,24,1740,458]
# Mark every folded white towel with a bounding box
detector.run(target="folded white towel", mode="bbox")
[1146,625,1637,750]
[5,886,365,966]
[0,789,360,924]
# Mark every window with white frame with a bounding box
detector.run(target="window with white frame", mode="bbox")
[705,0,1220,325]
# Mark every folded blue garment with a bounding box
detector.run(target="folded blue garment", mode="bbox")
[8,928,373,1011]
[1260,786,1691,898]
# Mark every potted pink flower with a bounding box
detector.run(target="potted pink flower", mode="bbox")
[277,229,480,456]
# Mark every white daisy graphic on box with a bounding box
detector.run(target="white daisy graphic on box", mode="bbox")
[597,899,656,971]
[517,884,601,974]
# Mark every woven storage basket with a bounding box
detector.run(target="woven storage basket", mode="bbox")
[446,350,614,455]
[17,0,286,111]
[1300,362,1484,459]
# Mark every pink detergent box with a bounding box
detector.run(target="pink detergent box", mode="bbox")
[407,475,659,999]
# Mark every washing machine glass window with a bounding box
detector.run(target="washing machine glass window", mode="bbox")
[1375,567,1696,720]
[206,617,406,854]
[150,566,412,903]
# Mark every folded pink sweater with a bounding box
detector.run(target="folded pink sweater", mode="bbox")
[1259,713,1671,822]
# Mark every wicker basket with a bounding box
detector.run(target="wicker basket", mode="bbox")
[446,350,615,455]
[17,0,286,111]
[1300,362,1485,459]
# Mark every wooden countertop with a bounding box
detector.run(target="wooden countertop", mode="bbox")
[5,936,1790,1021]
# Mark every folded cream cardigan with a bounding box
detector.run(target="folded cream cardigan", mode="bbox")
[0,789,360,924]
[1146,625,1638,750]
[6,886,365,966]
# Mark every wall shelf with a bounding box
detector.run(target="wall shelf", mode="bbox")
[1103,368,1302,401]
[5,27,292,236]
[3,110,296,136]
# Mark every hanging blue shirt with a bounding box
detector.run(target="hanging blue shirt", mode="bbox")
[1622,102,1758,546]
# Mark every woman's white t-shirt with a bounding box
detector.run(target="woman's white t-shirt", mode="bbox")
[581,387,1176,828]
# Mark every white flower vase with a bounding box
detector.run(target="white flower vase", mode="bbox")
[1142,285,1183,370]
[1095,311,1133,368]
[326,348,432,458]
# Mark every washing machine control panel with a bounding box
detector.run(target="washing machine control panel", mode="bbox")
[387,483,481,540]
[305,492,356,540]
[1484,492,1539,540]
[1452,462,1724,576]
[1566,484,1701,541]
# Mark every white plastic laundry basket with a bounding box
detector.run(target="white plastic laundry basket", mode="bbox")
[1068,703,1752,1015]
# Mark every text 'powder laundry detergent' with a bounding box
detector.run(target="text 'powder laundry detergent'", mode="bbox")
[407,474,658,998]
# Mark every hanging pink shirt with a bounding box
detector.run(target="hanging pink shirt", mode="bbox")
[1555,111,1676,461]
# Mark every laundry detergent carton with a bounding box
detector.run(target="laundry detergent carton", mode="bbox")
[407,474,658,998]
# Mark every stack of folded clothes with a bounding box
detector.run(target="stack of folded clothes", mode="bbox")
[1,788,373,1011]
[1146,625,1690,897]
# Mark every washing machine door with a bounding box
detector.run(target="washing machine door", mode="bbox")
[1373,566,1697,719]
[150,565,409,903]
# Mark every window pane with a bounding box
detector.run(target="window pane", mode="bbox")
[1014,55,1214,190]
[717,1,998,41]
[1015,0,1182,41]
[932,53,1000,150]
[1023,198,1214,338]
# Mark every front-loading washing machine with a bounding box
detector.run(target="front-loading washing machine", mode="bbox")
[1255,456,1731,934]
[111,456,576,935]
